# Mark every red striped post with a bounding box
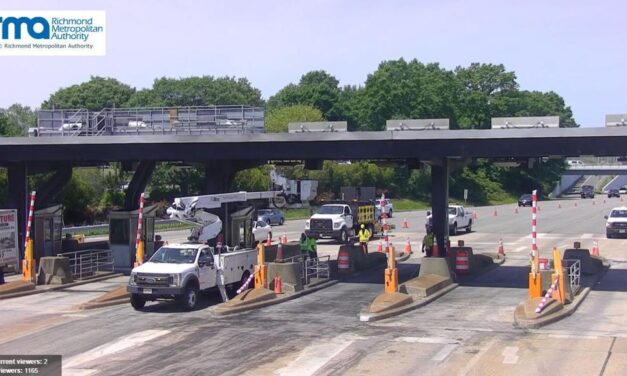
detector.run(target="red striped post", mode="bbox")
[531,190,538,276]
[135,193,145,250]
[24,191,36,248]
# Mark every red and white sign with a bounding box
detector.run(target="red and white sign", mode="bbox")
[0,209,19,269]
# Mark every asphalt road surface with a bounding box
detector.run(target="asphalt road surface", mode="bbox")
[2,197,627,375]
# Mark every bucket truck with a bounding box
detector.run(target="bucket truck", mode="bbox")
[127,190,280,311]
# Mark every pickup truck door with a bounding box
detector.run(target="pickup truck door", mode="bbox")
[197,248,217,289]
[458,207,468,226]
[344,206,354,229]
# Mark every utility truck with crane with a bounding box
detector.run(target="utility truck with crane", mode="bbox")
[126,191,279,310]
[305,192,392,243]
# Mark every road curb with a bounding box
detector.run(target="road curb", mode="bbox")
[213,279,339,316]
[0,272,123,300]
[513,266,609,329]
[359,283,459,322]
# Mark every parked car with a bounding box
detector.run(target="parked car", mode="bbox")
[620,187,627,195]
[252,220,272,242]
[605,207,627,238]
[608,189,620,198]
[375,198,394,218]
[518,194,533,207]
[580,185,595,199]
[257,208,284,225]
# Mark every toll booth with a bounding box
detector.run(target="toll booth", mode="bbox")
[33,205,63,260]
[108,205,156,272]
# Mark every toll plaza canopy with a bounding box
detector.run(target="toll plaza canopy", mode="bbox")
[2,127,627,163]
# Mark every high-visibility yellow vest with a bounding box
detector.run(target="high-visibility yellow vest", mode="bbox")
[358,229,371,242]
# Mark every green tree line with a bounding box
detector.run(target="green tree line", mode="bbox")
[0,59,575,224]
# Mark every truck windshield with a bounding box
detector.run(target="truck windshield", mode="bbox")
[610,210,627,218]
[318,206,344,215]
[149,248,198,264]
[448,207,457,215]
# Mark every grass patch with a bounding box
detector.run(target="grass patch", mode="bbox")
[284,208,312,220]
[82,221,194,237]
[392,198,431,211]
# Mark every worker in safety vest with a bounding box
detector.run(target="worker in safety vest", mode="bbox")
[300,233,317,259]
[422,230,434,257]
[358,224,371,255]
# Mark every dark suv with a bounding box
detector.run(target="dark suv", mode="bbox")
[581,185,595,199]
[608,189,620,198]
[518,194,533,207]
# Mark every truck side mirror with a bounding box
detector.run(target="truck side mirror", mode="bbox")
[604,215,608,219]
[426,211,431,216]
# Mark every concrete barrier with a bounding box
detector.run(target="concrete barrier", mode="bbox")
[399,274,452,298]
[267,262,303,293]
[563,248,604,275]
[36,257,73,285]
[419,257,452,279]
[264,242,301,262]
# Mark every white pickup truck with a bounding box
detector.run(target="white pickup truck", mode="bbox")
[127,243,256,310]
[426,205,473,235]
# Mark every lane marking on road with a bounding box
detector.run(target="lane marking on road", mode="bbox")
[460,339,497,375]
[512,246,527,253]
[395,336,459,344]
[548,334,598,340]
[64,329,170,369]
[501,346,519,364]
[581,233,594,239]
[275,335,355,376]
[431,344,458,362]
[62,314,89,318]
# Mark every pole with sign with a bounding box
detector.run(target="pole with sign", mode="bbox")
[463,189,468,204]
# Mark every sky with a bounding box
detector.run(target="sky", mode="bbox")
[0,0,625,127]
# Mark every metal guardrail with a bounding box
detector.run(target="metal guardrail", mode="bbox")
[57,249,115,280]
[62,219,178,234]
[304,256,330,284]
[565,259,581,295]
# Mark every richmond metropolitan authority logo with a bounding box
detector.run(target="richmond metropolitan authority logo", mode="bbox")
[0,11,106,56]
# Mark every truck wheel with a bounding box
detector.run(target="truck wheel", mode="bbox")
[449,223,457,236]
[466,220,472,233]
[130,294,146,310]
[179,284,199,311]
[339,228,348,244]
[279,218,284,225]
[388,209,393,218]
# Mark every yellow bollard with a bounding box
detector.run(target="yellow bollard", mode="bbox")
[551,248,565,304]
[384,245,398,293]
[22,239,36,283]
[254,243,267,288]
[528,247,542,298]
[135,240,145,267]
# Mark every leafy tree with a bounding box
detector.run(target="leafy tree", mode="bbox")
[360,59,460,130]
[0,104,36,136]
[492,90,578,128]
[126,76,263,107]
[232,166,272,192]
[267,70,342,119]
[59,175,99,224]
[41,76,135,110]
[148,163,205,202]
[454,63,518,129]
[265,105,324,133]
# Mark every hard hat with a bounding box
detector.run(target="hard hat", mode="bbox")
[360,224,365,229]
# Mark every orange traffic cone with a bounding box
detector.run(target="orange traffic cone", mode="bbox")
[265,233,272,247]
[514,207,519,214]
[593,200,596,206]
[281,233,287,244]
[404,238,412,254]
[377,240,383,252]
[402,218,409,229]
[472,212,478,220]
[574,202,578,207]
[498,238,505,257]
[493,208,498,216]
[558,203,561,209]
[276,242,284,262]
[273,275,282,294]
[432,240,440,257]
[592,240,599,257]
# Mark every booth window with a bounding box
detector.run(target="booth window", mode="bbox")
[110,218,129,245]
